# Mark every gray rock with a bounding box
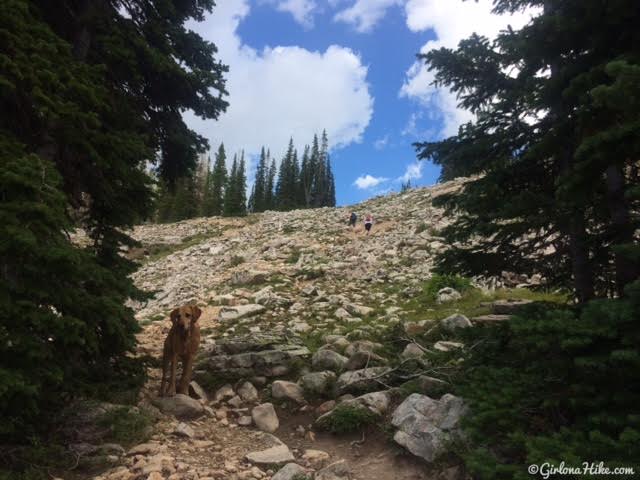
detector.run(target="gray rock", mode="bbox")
[336,367,391,394]
[252,403,279,432]
[344,350,387,370]
[188,381,208,402]
[245,434,294,465]
[401,343,424,359]
[228,395,243,408]
[272,463,310,480]
[231,269,269,285]
[345,303,374,317]
[391,393,467,462]
[219,304,266,322]
[433,341,464,352]
[436,287,462,304]
[214,384,235,402]
[315,460,351,480]
[490,299,532,314]
[301,371,336,396]
[344,340,383,358]
[238,415,253,426]
[237,381,259,403]
[312,349,348,371]
[440,314,472,332]
[174,422,195,438]
[153,394,204,419]
[272,380,305,404]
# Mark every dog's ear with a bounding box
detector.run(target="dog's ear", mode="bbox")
[170,308,180,325]
[191,306,202,322]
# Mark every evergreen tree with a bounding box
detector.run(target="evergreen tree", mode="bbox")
[265,156,277,211]
[249,147,268,213]
[415,0,640,301]
[207,143,227,216]
[326,155,336,207]
[223,155,238,217]
[235,152,248,216]
[1,0,227,440]
[298,145,312,207]
[275,139,299,210]
[308,134,321,207]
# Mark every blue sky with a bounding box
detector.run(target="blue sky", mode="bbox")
[185,0,534,205]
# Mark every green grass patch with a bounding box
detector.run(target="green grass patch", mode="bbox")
[316,404,378,434]
[229,255,245,267]
[143,230,221,263]
[98,406,152,446]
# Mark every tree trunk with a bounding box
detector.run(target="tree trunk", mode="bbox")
[605,163,638,296]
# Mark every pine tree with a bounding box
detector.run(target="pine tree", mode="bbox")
[249,147,268,213]
[415,0,640,301]
[265,156,277,210]
[207,143,227,216]
[235,152,247,216]
[275,139,299,210]
[326,155,336,207]
[223,155,238,217]
[298,145,312,207]
[2,0,228,440]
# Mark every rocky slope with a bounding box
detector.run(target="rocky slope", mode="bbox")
[88,179,540,480]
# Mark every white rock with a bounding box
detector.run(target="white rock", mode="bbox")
[251,403,279,433]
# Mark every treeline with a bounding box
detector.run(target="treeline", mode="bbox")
[155,131,336,222]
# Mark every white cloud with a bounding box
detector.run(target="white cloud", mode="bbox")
[398,161,422,182]
[185,0,374,168]
[400,0,537,137]
[373,134,389,150]
[354,174,389,189]
[267,0,317,27]
[334,0,400,33]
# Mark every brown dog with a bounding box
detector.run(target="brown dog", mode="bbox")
[160,305,202,397]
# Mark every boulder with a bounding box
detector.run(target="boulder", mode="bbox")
[315,460,351,480]
[173,422,195,438]
[401,343,424,359]
[213,384,235,402]
[336,367,391,394]
[301,371,336,396]
[272,463,310,480]
[219,304,266,322]
[245,434,294,466]
[230,269,269,285]
[391,393,467,462]
[188,381,208,402]
[272,380,306,404]
[252,403,279,433]
[237,381,259,403]
[344,350,387,370]
[312,349,348,372]
[153,394,204,419]
[440,314,472,332]
[434,341,464,352]
[436,287,462,304]
[301,449,331,469]
[344,340,383,358]
[344,303,374,317]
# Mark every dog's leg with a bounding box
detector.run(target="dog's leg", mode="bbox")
[168,353,178,396]
[178,355,194,395]
[160,352,170,397]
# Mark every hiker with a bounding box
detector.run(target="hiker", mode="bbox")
[364,214,374,235]
[348,211,357,228]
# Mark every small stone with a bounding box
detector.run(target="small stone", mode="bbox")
[302,449,331,469]
[401,343,424,359]
[228,395,243,408]
[238,382,259,403]
[251,403,279,433]
[433,341,464,352]
[174,422,195,438]
[238,415,253,426]
[311,350,348,372]
[315,460,351,480]
[214,384,235,403]
[189,381,208,401]
[271,463,309,480]
[440,314,472,332]
[272,381,305,404]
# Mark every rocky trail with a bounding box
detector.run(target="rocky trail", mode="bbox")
[84,179,542,480]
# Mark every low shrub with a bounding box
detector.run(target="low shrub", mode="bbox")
[316,404,378,434]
